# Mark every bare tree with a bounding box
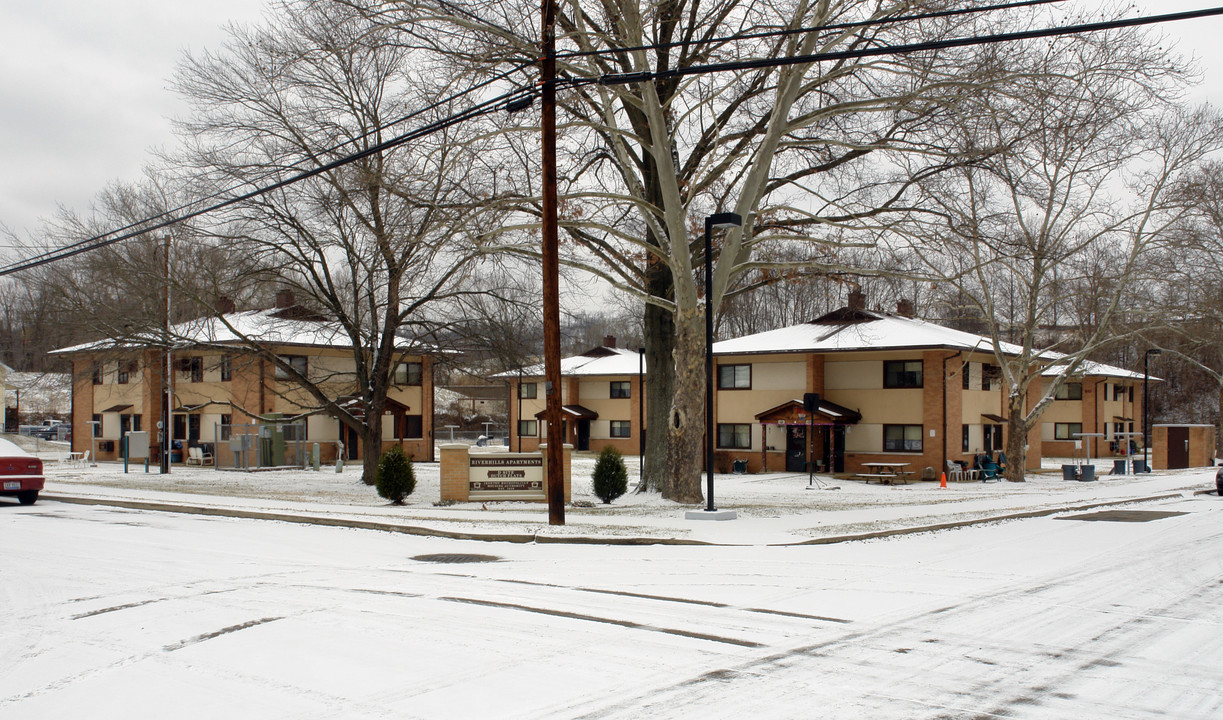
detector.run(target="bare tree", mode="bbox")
[903,30,1222,480]
[352,0,1047,501]
[168,0,505,484]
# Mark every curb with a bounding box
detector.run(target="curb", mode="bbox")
[38,489,1215,547]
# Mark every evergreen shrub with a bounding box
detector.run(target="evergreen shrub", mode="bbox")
[375,445,416,504]
[592,446,628,504]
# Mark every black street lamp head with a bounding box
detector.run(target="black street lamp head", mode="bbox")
[1146,348,1162,357]
[706,212,743,230]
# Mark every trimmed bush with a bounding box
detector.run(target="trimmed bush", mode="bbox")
[375,445,416,504]
[592,446,628,504]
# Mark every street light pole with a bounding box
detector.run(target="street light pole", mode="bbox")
[704,212,742,514]
[1144,348,1161,471]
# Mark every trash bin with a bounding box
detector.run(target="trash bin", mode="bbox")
[1079,465,1096,482]
[1111,459,1127,475]
[1132,459,1148,474]
[1062,464,1078,481]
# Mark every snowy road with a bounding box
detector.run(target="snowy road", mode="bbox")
[3,496,1222,719]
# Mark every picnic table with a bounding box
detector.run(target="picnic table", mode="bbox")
[856,462,913,484]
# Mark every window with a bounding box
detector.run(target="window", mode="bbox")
[518,419,538,437]
[92,365,103,385]
[91,414,101,436]
[173,414,187,441]
[962,424,970,452]
[717,365,751,390]
[883,360,923,388]
[519,382,538,399]
[394,361,422,386]
[1128,387,1134,403]
[962,363,972,390]
[1055,383,1083,400]
[220,355,232,382]
[131,415,142,432]
[401,415,423,438]
[117,362,135,384]
[276,355,307,380]
[610,381,631,398]
[179,356,203,383]
[220,414,232,441]
[883,424,923,452]
[1113,422,1125,438]
[1054,422,1083,440]
[717,423,752,449]
[982,364,1002,391]
[610,420,631,438]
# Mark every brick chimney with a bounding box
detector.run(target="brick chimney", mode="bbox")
[897,298,915,317]
[275,289,294,309]
[603,335,616,348]
[216,295,236,315]
[848,290,867,311]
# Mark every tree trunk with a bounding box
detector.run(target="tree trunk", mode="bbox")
[1217,379,1223,459]
[640,289,675,494]
[360,411,383,486]
[661,305,705,503]
[1004,391,1028,482]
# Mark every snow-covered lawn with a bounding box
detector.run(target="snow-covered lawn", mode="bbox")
[30,438,1219,545]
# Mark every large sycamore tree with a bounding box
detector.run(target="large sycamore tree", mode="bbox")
[904,29,1222,480]
[352,0,1039,502]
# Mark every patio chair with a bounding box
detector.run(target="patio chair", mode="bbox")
[186,447,204,465]
[974,454,1001,482]
[945,460,964,482]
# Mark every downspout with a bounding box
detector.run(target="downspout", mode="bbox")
[942,351,954,473]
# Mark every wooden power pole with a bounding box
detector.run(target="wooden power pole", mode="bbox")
[541,0,564,525]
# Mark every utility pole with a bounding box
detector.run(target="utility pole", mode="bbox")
[541,0,564,525]
[161,234,172,474]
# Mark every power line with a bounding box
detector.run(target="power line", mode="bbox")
[556,0,1071,60]
[7,5,1220,277]
[584,6,1223,87]
[2,61,535,276]
[0,84,538,278]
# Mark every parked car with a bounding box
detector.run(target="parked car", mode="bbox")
[0,437,45,505]
[1216,464,1223,497]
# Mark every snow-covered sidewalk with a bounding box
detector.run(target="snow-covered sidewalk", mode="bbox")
[34,447,1221,545]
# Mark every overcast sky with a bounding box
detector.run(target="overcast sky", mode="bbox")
[2,1,1222,252]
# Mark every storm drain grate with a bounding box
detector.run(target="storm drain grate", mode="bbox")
[1058,510,1188,523]
[412,553,501,564]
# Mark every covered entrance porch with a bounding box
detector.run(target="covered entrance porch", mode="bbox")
[755,399,860,474]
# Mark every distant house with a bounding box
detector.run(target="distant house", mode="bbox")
[50,294,434,464]
[1039,360,1148,459]
[503,338,645,454]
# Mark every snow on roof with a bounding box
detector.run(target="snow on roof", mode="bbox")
[712,309,1028,357]
[1042,359,1149,381]
[500,346,645,378]
[50,308,418,355]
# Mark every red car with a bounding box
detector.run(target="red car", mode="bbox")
[0,437,44,505]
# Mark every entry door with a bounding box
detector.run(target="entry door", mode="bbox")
[577,420,591,451]
[786,425,807,472]
[346,426,360,460]
[1167,427,1190,469]
[832,426,847,473]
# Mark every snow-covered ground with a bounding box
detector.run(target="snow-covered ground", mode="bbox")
[3,478,1222,718]
[24,435,1220,545]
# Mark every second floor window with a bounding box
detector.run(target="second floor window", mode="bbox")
[610,381,631,398]
[884,360,923,388]
[179,357,203,383]
[275,355,307,380]
[718,365,751,390]
[1055,382,1083,401]
[220,355,232,382]
[92,365,103,385]
[117,362,132,384]
[519,382,538,399]
[394,361,422,385]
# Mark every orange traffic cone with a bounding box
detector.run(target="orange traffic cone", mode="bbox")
[940,472,947,488]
